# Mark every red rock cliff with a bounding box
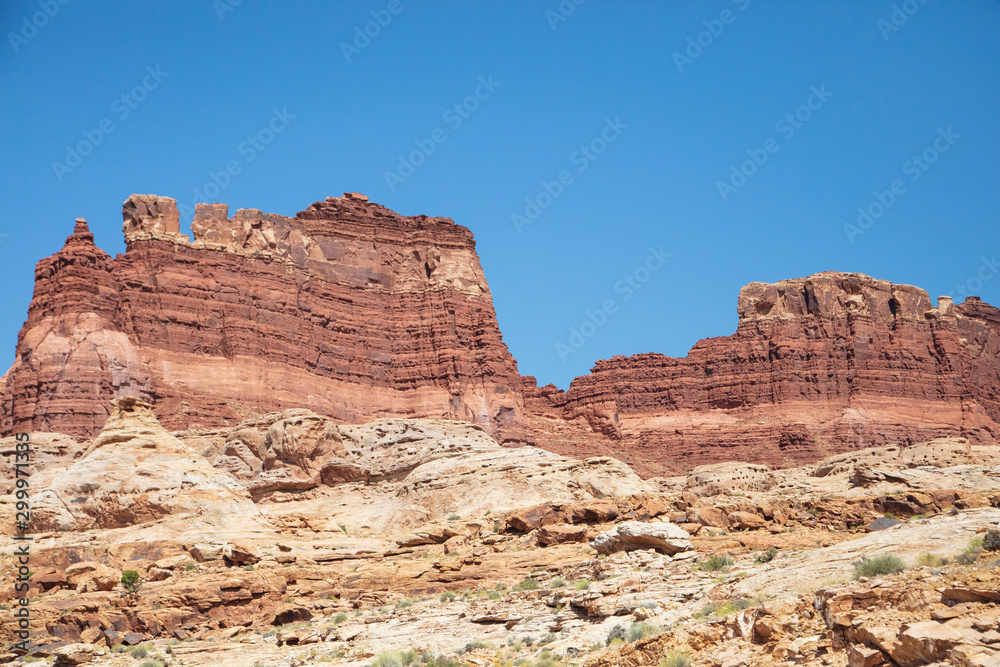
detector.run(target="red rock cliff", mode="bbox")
[2,194,525,437]
[539,272,1000,475]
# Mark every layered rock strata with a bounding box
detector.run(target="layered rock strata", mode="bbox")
[541,272,1000,475]
[2,194,524,439]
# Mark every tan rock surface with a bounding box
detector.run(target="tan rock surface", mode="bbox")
[29,397,259,531]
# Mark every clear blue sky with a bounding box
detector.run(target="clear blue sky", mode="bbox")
[1,1,998,390]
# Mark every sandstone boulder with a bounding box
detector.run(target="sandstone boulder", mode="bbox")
[52,643,102,666]
[590,521,692,555]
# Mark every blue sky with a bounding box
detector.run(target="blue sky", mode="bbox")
[1,1,998,390]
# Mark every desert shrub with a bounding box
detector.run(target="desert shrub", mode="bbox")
[487,590,501,600]
[965,536,984,554]
[538,632,557,645]
[698,597,750,618]
[983,528,1000,552]
[495,582,507,591]
[660,651,693,667]
[121,570,141,593]
[447,514,461,521]
[396,598,415,608]
[423,657,463,667]
[755,547,778,564]
[956,553,979,565]
[129,646,149,659]
[853,554,906,579]
[916,552,944,567]
[140,662,164,667]
[574,579,591,590]
[697,555,733,572]
[439,591,456,602]
[531,650,559,667]
[549,577,566,588]
[515,577,541,590]
[457,639,489,655]
[332,612,348,624]
[605,624,627,646]
[371,653,403,667]
[627,622,661,642]
[185,562,196,571]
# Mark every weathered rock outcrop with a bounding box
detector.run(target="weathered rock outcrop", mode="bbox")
[30,397,259,531]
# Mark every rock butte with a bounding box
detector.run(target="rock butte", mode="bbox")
[2,193,999,475]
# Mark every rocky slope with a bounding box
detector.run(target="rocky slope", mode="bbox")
[3,196,999,474]
[2,399,999,666]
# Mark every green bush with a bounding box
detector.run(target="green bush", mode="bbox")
[916,552,945,567]
[627,622,661,642]
[574,579,591,590]
[956,553,979,565]
[754,547,778,564]
[129,646,149,659]
[605,624,627,646]
[983,529,1000,552]
[697,597,751,618]
[549,577,566,588]
[457,639,489,655]
[697,555,733,572]
[515,577,541,590]
[332,612,348,624]
[421,656,464,667]
[371,653,403,667]
[439,591,456,602]
[965,536,984,554]
[538,632,557,645]
[660,651,693,667]
[121,570,141,593]
[853,554,906,579]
